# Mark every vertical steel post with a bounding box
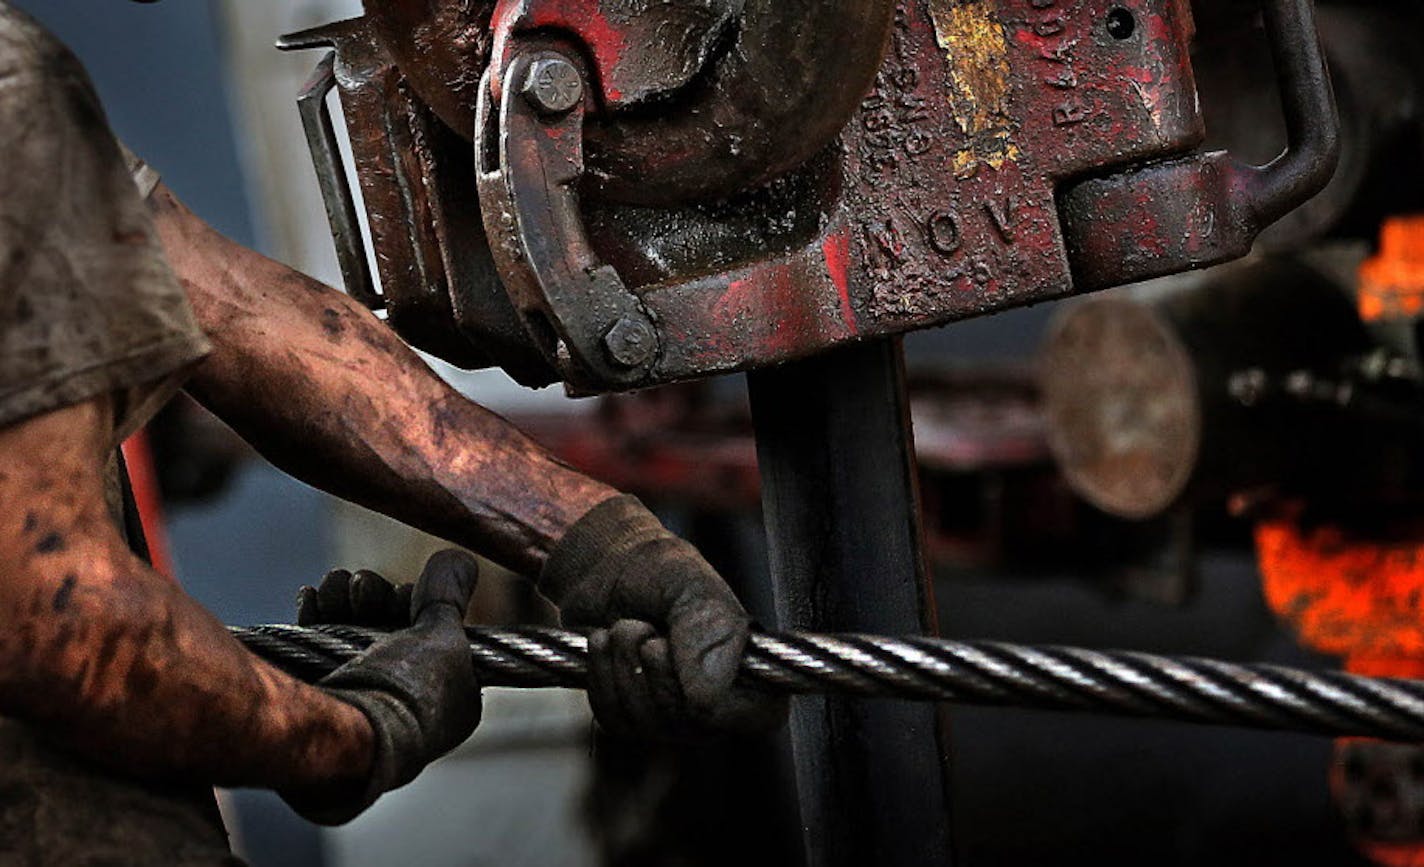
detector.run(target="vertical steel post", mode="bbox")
[748,337,954,867]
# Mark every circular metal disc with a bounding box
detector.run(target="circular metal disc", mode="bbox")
[1040,297,1201,519]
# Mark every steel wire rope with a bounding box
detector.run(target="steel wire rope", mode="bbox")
[231,624,1424,741]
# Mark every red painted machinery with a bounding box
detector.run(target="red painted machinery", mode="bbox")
[279,0,1334,393]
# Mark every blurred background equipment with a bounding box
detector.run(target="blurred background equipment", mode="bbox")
[21,0,1424,864]
[1039,97,1424,867]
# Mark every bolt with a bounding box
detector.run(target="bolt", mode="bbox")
[603,317,657,369]
[523,57,583,115]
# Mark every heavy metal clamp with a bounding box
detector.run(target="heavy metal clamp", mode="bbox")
[283,0,1338,393]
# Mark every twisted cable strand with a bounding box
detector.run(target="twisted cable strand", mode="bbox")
[229,625,1424,742]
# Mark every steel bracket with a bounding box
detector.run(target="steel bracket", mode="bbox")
[475,46,661,389]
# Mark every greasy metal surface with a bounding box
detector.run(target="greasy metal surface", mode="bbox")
[488,0,743,110]
[279,20,490,370]
[622,0,1209,389]
[475,47,659,388]
[521,55,584,114]
[748,340,953,867]
[577,0,894,204]
[294,0,1336,394]
[361,0,496,139]
[373,0,893,205]
[441,0,1224,391]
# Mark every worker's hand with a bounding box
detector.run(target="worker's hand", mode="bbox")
[540,495,787,740]
[297,567,414,629]
[281,550,482,825]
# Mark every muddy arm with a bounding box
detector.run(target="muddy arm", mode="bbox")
[0,399,372,790]
[148,185,618,578]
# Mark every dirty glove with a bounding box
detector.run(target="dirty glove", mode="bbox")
[541,495,787,739]
[297,567,415,629]
[282,550,482,825]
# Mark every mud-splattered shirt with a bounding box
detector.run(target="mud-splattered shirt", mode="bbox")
[0,4,236,864]
[0,5,210,443]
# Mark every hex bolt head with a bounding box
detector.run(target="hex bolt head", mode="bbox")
[603,317,658,369]
[523,57,584,115]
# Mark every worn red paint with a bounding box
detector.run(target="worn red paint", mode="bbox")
[491,0,627,103]
[622,0,1214,387]
[716,267,813,358]
[647,236,858,378]
[339,0,1318,393]
[822,229,857,334]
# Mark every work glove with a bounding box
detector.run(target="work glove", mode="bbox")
[297,566,415,629]
[281,549,482,825]
[541,495,787,739]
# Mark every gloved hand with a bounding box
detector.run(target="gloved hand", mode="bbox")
[282,549,482,825]
[540,495,787,739]
[297,566,415,629]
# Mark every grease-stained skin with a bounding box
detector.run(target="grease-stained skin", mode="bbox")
[0,181,620,793]
[0,399,372,790]
[151,185,618,577]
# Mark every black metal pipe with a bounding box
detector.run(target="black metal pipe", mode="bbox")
[746,338,955,867]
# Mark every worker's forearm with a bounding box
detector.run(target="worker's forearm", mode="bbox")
[150,186,617,576]
[1,542,374,791]
[0,405,372,791]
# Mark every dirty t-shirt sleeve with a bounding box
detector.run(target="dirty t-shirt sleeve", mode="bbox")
[0,18,210,446]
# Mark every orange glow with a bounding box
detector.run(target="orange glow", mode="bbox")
[1359,215,1424,323]
[1357,843,1424,867]
[1256,516,1424,661]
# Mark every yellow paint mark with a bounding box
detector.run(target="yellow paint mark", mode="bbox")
[951,142,1019,177]
[929,0,1018,176]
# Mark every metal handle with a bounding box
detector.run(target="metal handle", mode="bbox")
[1245,0,1342,225]
[1060,0,1340,291]
[295,51,382,310]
